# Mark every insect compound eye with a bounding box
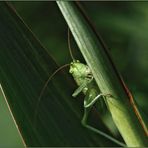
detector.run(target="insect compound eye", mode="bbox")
[70,62,75,68]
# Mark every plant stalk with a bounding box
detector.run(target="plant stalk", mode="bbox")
[57,1,148,146]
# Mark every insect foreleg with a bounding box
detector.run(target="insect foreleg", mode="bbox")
[72,78,93,97]
[72,82,87,97]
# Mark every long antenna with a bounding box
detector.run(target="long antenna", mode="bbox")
[34,28,75,123]
[68,28,75,60]
[34,64,70,123]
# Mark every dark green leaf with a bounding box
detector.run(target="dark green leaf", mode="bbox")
[0,2,117,146]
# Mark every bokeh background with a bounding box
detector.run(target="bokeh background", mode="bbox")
[1,1,148,146]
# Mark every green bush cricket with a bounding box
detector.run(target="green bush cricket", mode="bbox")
[34,29,126,147]
[69,60,125,146]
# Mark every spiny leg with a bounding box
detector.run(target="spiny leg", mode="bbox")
[81,108,126,147]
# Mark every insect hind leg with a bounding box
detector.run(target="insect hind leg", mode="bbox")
[81,108,126,147]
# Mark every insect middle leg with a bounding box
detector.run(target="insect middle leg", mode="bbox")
[84,92,113,108]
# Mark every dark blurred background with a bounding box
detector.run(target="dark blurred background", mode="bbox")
[11,1,148,115]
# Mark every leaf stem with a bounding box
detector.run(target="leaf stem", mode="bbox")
[57,1,148,146]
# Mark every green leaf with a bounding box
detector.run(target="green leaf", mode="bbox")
[0,85,24,146]
[0,2,118,146]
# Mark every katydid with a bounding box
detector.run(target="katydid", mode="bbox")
[69,60,126,146]
[34,29,126,147]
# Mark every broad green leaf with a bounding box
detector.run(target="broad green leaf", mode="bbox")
[0,85,24,146]
[0,2,118,146]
